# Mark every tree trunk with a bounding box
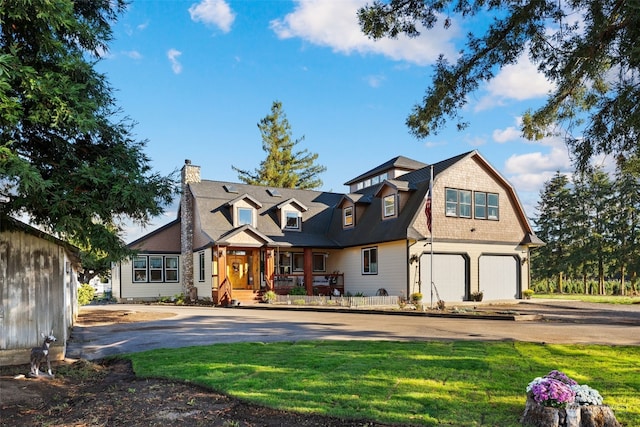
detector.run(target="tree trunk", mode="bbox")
[521,398,621,427]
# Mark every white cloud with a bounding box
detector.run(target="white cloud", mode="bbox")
[476,54,554,111]
[492,126,521,143]
[189,0,235,33]
[365,74,385,88]
[503,140,572,194]
[270,0,458,66]
[167,49,183,74]
[124,50,142,60]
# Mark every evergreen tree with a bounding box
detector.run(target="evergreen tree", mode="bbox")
[0,0,175,271]
[233,101,326,189]
[611,164,640,294]
[532,172,572,292]
[359,0,640,171]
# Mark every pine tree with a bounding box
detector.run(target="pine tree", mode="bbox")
[233,101,326,189]
[532,172,572,292]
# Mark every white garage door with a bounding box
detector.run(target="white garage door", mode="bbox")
[479,255,519,300]
[420,254,467,302]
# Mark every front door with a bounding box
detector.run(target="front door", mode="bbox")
[228,252,248,289]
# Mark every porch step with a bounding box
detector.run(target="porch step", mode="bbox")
[230,290,262,306]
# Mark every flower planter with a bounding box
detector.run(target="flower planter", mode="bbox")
[521,397,620,427]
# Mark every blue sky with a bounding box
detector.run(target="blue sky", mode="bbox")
[97,0,579,242]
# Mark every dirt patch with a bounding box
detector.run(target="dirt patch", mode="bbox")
[0,359,400,427]
[76,308,176,325]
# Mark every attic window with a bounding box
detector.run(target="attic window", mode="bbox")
[267,188,282,197]
[383,194,396,218]
[343,206,354,227]
[224,184,238,193]
[285,211,300,230]
[238,207,253,226]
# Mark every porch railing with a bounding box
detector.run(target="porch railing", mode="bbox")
[273,273,344,296]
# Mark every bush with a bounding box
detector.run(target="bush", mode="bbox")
[262,290,277,303]
[289,286,307,295]
[78,283,95,306]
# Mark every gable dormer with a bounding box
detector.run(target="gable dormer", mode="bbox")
[276,198,308,231]
[338,194,371,229]
[374,180,415,220]
[225,194,262,228]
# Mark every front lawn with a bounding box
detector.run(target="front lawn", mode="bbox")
[127,341,640,426]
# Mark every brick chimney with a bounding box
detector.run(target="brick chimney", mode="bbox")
[180,159,201,296]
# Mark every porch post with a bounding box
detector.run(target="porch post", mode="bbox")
[265,248,275,291]
[217,247,230,306]
[304,248,313,295]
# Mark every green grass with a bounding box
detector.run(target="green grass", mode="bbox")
[533,293,640,304]
[126,341,640,426]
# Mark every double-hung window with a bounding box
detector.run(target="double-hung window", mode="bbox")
[132,255,179,283]
[149,256,164,282]
[487,193,499,219]
[474,191,499,220]
[446,188,472,218]
[344,206,354,227]
[383,194,396,218]
[133,256,147,282]
[362,247,378,275]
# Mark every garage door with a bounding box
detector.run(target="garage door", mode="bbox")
[420,254,467,302]
[479,255,519,300]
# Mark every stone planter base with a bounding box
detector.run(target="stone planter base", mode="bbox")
[521,397,620,427]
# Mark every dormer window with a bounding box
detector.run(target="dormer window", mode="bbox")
[344,206,354,227]
[285,211,300,230]
[383,194,396,218]
[226,193,262,228]
[276,198,307,231]
[238,207,253,226]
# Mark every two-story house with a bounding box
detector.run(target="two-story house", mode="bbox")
[110,150,543,305]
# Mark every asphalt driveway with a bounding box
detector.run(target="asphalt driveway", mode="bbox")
[65,300,640,360]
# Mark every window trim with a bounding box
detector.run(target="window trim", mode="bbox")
[293,253,304,272]
[474,191,487,219]
[474,191,499,220]
[198,251,205,282]
[149,256,164,282]
[343,206,354,227]
[383,194,396,218]
[446,188,472,218]
[362,247,378,275]
[132,255,179,283]
[237,207,253,226]
[487,193,499,220]
[312,253,326,272]
[133,256,148,283]
[284,211,300,230]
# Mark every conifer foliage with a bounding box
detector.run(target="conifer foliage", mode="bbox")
[359,0,640,171]
[0,1,174,270]
[233,101,326,189]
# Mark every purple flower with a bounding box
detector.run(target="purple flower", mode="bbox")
[546,370,578,386]
[527,375,576,408]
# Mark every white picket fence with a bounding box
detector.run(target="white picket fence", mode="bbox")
[273,294,399,308]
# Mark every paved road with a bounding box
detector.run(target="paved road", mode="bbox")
[65,300,640,360]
